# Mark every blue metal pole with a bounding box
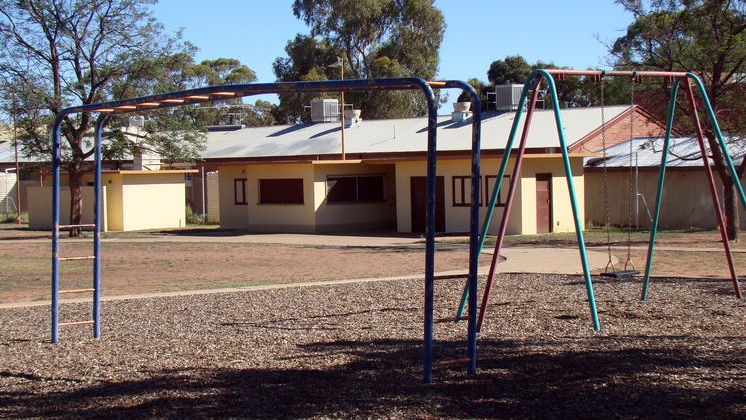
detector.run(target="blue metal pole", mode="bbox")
[457,81,482,376]
[93,115,105,338]
[642,78,681,300]
[421,81,439,384]
[51,113,65,343]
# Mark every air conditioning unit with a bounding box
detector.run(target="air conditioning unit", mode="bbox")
[493,84,525,111]
[310,99,340,122]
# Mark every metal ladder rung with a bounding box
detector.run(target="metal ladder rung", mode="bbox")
[59,320,95,327]
[59,288,95,295]
[433,273,469,280]
[59,256,96,261]
[433,357,471,367]
[59,224,96,230]
[434,316,469,323]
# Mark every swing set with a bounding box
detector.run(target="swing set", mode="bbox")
[458,68,744,333]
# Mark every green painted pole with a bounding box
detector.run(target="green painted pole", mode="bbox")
[641,78,681,300]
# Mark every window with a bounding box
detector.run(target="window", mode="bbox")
[234,178,247,205]
[327,175,384,203]
[452,176,481,207]
[259,178,304,204]
[485,175,510,207]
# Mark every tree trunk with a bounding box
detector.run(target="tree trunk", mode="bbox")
[68,164,83,238]
[724,180,740,242]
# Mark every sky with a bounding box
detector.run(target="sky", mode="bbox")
[151,0,635,104]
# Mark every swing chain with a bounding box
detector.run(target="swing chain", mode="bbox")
[626,72,637,268]
[600,73,616,273]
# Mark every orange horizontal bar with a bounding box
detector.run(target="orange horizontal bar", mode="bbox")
[213,92,236,97]
[186,95,210,100]
[93,108,114,113]
[139,102,160,107]
[59,288,95,294]
[161,99,185,104]
[115,105,137,110]
[59,256,95,261]
[59,320,95,327]
[428,81,447,87]
[433,358,471,367]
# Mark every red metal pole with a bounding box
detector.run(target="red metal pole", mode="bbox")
[476,75,544,332]
[682,77,742,298]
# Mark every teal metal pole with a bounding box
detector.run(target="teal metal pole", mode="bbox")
[541,70,600,331]
[641,78,681,300]
[455,80,536,318]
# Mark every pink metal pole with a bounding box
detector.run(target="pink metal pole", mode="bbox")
[476,76,543,332]
[682,78,742,298]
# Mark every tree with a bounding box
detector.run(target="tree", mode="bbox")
[611,0,746,240]
[274,0,445,121]
[0,0,253,236]
[487,55,531,85]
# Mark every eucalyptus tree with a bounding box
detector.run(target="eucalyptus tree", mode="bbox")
[0,0,257,235]
[274,0,445,121]
[611,0,746,239]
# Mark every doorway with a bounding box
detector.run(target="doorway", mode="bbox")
[410,176,445,233]
[536,173,552,234]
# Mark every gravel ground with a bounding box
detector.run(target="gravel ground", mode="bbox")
[1,272,744,418]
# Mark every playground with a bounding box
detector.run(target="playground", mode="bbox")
[1,226,745,417]
[0,70,743,416]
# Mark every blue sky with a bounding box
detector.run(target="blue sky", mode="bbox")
[151,1,634,103]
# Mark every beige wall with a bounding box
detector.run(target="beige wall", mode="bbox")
[586,168,746,230]
[219,163,317,233]
[27,186,108,231]
[28,171,188,232]
[312,163,397,232]
[217,155,587,235]
[518,157,585,234]
[111,173,186,231]
[394,156,584,235]
[218,162,398,233]
[218,165,249,230]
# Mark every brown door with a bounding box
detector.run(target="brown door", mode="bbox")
[536,173,552,234]
[411,176,445,233]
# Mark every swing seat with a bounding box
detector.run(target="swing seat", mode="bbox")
[601,269,639,278]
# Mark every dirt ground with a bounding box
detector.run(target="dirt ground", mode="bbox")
[1,225,744,418]
[2,224,746,305]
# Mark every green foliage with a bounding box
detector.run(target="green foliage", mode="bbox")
[611,0,746,134]
[487,55,531,85]
[275,0,445,121]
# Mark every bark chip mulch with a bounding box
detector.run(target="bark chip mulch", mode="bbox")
[1,273,744,418]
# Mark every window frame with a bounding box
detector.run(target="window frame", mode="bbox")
[485,175,510,207]
[451,175,482,207]
[234,178,248,205]
[258,178,304,205]
[326,174,385,204]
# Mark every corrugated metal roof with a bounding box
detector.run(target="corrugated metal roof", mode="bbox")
[0,105,633,163]
[585,136,746,168]
[203,105,632,159]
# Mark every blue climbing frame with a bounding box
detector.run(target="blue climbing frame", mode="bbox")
[50,77,482,384]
